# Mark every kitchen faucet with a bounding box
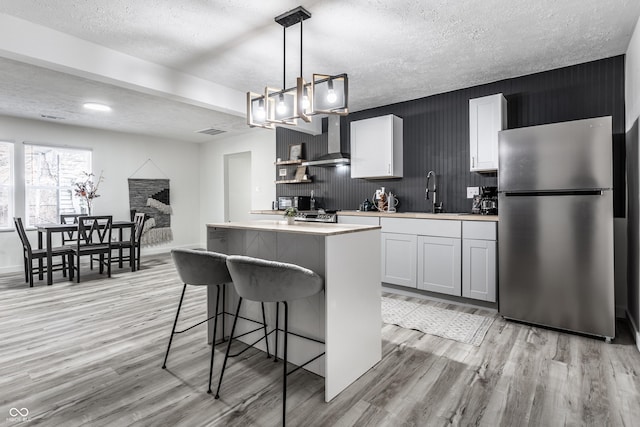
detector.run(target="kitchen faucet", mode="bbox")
[425,171,438,213]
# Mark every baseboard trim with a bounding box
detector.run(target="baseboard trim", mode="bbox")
[626,309,640,353]
[0,264,23,275]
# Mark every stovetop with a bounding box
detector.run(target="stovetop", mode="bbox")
[294,210,338,223]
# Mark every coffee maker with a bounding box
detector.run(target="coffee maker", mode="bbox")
[472,186,498,215]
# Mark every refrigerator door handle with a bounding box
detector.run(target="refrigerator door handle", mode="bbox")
[502,190,605,197]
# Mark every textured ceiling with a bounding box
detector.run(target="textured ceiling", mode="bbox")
[0,0,639,142]
[0,57,248,142]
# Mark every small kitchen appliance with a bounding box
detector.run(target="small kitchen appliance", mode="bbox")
[479,186,498,215]
[278,196,311,210]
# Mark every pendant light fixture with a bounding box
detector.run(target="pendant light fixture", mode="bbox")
[246,6,348,129]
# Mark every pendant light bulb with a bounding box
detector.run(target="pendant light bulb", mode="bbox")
[256,98,265,120]
[326,78,337,103]
[277,93,287,114]
[302,87,310,110]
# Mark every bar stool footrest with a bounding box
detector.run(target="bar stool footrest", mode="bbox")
[286,352,325,376]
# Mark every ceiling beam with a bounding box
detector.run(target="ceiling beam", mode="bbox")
[0,13,245,117]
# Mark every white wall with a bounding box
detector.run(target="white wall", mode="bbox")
[625,15,640,350]
[628,17,640,127]
[199,128,275,245]
[0,115,202,273]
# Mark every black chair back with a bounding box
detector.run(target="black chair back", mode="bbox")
[14,217,31,253]
[60,214,87,244]
[77,216,112,247]
[133,212,146,242]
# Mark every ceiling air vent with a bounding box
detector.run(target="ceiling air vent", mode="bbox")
[195,127,226,136]
[40,114,65,120]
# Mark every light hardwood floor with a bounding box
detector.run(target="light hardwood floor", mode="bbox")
[1,254,639,426]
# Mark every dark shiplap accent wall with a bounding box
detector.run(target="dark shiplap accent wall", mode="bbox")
[276,55,626,216]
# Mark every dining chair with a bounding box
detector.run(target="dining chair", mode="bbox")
[72,215,113,283]
[14,217,74,287]
[108,213,146,271]
[132,212,146,270]
[60,213,87,273]
[60,214,86,245]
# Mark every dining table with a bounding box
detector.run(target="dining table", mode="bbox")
[37,220,136,285]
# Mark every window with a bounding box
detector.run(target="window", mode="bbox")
[24,144,92,226]
[0,142,13,229]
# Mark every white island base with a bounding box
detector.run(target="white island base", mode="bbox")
[207,220,381,402]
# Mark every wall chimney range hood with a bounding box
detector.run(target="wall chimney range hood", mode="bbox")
[302,116,350,167]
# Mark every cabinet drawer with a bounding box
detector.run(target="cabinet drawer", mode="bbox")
[463,221,496,240]
[381,217,461,238]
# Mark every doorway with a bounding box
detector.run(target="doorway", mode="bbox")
[224,151,252,222]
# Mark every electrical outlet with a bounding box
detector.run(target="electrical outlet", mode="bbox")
[467,186,480,199]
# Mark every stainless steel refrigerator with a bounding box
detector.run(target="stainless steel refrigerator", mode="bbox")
[498,116,615,340]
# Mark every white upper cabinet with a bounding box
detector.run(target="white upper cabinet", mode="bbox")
[350,114,403,179]
[469,93,506,172]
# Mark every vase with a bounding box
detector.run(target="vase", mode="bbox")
[86,199,93,216]
[287,216,294,225]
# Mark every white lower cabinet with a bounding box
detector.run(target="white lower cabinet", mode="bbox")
[366,216,498,302]
[381,233,417,287]
[462,239,497,301]
[417,236,461,296]
[462,221,497,302]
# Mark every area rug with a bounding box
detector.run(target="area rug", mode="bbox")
[381,296,494,346]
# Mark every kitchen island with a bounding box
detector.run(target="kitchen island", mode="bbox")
[206,220,381,402]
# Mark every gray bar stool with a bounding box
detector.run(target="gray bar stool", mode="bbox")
[162,249,270,393]
[215,255,324,427]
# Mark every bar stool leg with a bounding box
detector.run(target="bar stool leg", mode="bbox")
[221,285,226,342]
[162,284,187,369]
[283,301,288,426]
[215,297,243,399]
[274,302,279,363]
[207,285,221,393]
[261,302,271,358]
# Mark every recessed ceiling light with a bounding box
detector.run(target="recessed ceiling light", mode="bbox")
[83,102,112,112]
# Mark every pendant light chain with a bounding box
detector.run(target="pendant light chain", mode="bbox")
[282,26,286,90]
[300,19,303,78]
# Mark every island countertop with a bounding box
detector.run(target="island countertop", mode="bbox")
[206,220,380,236]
